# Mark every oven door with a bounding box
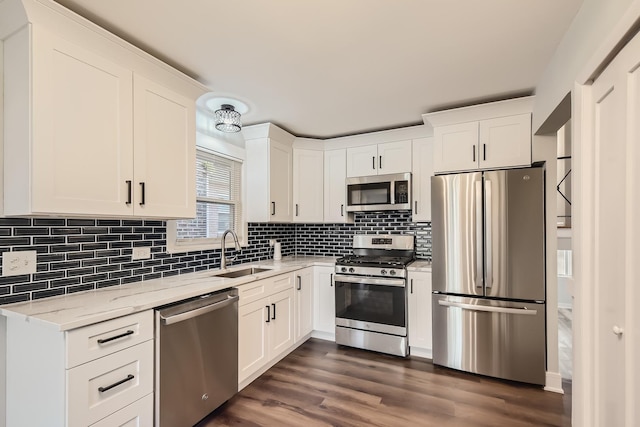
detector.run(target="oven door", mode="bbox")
[334,274,407,336]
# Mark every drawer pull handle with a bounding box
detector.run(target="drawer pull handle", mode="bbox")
[98,374,135,393]
[97,330,134,345]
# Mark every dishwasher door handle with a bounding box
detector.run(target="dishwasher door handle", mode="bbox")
[161,295,239,325]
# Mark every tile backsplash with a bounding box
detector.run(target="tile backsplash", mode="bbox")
[0,213,431,305]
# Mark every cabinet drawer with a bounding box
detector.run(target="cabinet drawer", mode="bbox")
[66,310,153,368]
[89,393,153,427]
[67,341,154,427]
[238,280,270,306]
[272,273,293,293]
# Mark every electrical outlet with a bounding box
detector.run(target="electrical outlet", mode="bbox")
[132,247,151,260]
[2,251,37,277]
[269,239,276,247]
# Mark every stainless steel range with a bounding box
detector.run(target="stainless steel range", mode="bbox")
[334,234,415,357]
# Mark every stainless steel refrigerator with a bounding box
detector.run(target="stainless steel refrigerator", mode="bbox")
[431,165,546,385]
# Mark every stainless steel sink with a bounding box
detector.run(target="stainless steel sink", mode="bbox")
[213,267,272,278]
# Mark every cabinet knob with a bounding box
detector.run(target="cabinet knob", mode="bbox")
[612,325,624,336]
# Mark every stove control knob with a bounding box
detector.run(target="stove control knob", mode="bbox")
[341,267,347,273]
[389,270,396,276]
[381,269,387,275]
[348,268,355,273]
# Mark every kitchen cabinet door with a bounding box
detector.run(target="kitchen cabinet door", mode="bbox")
[132,75,195,218]
[238,299,269,383]
[324,149,348,222]
[269,289,294,359]
[408,270,432,356]
[313,266,336,339]
[293,149,324,223]
[294,268,314,342]
[411,137,434,222]
[478,114,531,170]
[433,122,479,173]
[377,140,412,175]
[22,27,134,217]
[270,141,293,222]
[346,145,378,177]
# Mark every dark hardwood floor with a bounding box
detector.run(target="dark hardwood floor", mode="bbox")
[199,339,571,427]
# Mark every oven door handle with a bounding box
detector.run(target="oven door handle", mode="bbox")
[333,274,406,287]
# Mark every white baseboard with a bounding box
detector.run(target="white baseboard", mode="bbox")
[544,371,565,394]
[310,330,335,342]
[409,346,432,360]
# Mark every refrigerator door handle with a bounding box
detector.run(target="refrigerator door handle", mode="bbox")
[438,300,537,316]
[475,181,484,288]
[485,179,493,288]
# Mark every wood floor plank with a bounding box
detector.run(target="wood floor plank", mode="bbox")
[199,339,571,427]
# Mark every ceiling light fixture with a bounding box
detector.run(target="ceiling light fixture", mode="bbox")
[214,104,242,133]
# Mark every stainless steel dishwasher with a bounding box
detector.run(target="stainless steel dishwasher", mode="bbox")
[155,288,238,427]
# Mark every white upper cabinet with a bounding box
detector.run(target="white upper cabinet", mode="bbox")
[293,148,324,223]
[346,140,412,177]
[411,137,434,222]
[245,125,295,223]
[1,2,205,218]
[424,97,533,174]
[323,149,348,223]
[133,75,195,218]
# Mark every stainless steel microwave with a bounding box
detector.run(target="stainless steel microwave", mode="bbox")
[346,172,412,212]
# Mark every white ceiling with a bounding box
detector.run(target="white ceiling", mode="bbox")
[54,0,583,139]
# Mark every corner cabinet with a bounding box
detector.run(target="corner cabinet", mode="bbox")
[346,140,412,177]
[293,149,324,223]
[407,269,432,358]
[324,149,348,222]
[2,14,201,218]
[411,137,434,222]
[245,133,294,223]
[424,97,534,174]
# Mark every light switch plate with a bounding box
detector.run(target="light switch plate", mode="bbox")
[132,247,151,260]
[2,251,37,276]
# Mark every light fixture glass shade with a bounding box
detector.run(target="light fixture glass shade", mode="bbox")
[214,104,242,133]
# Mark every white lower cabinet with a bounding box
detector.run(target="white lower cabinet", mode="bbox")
[294,267,314,342]
[238,273,295,386]
[407,270,433,358]
[4,311,154,427]
[313,266,336,339]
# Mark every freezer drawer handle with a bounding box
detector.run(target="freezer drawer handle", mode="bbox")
[160,295,239,325]
[438,300,537,316]
[97,330,134,345]
[98,374,135,393]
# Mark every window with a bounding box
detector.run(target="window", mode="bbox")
[167,149,245,252]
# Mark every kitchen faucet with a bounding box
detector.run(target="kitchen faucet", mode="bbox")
[220,229,242,270]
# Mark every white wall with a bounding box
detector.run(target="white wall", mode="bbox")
[533,0,635,132]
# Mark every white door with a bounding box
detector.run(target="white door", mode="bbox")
[411,138,434,222]
[269,140,293,222]
[133,75,195,218]
[479,114,531,170]
[324,149,347,222]
[293,149,324,223]
[346,145,378,177]
[294,268,314,342]
[238,299,269,383]
[433,122,479,173]
[30,28,134,216]
[577,28,640,427]
[313,266,335,336]
[407,271,432,353]
[377,140,412,174]
[269,289,294,358]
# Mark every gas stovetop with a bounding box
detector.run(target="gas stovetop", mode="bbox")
[335,255,415,268]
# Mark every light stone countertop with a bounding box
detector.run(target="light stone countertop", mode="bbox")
[0,256,336,332]
[407,259,432,271]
